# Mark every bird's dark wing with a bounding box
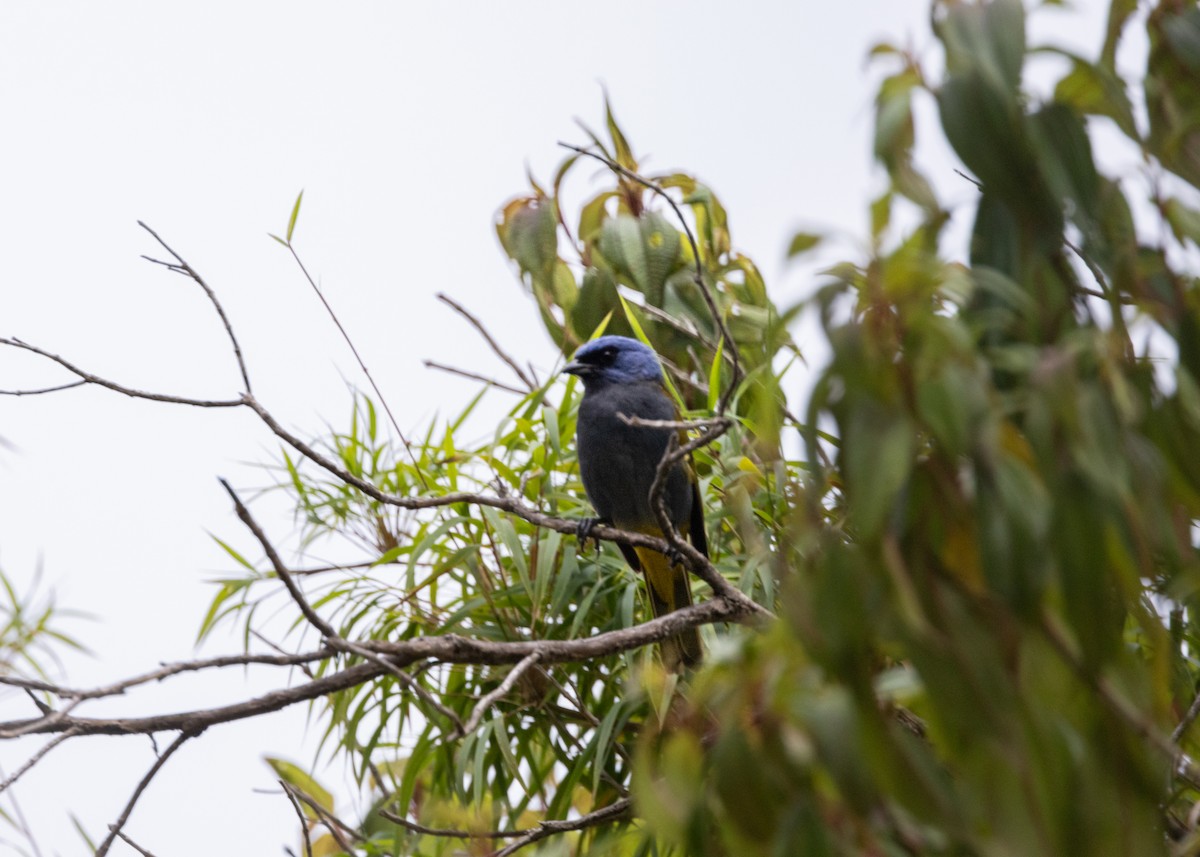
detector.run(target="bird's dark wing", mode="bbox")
[576,380,686,529]
[687,477,708,558]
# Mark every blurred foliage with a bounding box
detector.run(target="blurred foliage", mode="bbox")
[0,566,87,850]
[0,566,85,682]
[210,0,1200,854]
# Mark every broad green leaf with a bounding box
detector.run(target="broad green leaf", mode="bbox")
[265,756,335,817]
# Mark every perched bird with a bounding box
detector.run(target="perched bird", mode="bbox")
[563,335,706,670]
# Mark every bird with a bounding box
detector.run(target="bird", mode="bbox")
[562,335,706,670]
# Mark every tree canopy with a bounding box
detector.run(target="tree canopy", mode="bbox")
[4,0,1200,855]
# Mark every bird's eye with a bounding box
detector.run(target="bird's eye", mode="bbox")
[600,347,617,360]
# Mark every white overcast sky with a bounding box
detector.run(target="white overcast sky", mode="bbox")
[0,3,1116,855]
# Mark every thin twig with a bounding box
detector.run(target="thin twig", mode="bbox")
[1173,689,1200,745]
[642,418,753,606]
[0,330,741,594]
[0,648,333,700]
[453,652,542,739]
[4,328,766,616]
[279,782,322,857]
[0,698,84,739]
[241,391,766,617]
[219,478,337,638]
[114,830,158,857]
[424,360,528,395]
[0,596,750,738]
[95,728,198,857]
[284,242,429,489]
[636,302,718,352]
[0,380,87,396]
[281,781,361,852]
[1065,238,1134,305]
[436,293,536,390]
[493,797,632,857]
[953,168,983,190]
[0,338,243,407]
[0,728,80,794]
[218,478,466,734]
[251,631,317,679]
[377,809,519,839]
[138,221,253,394]
[559,142,743,412]
[341,640,465,734]
[618,414,732,432]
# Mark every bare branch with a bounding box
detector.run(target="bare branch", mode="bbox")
[453,652,542,739]
[437,293,536,390]
[376,793,632,852]
[280,783,313,857]
[138,221,253,394]
[0,648,334,701]
[114,830,158,857]
[219,478,338,639]
[642,418,757,607]
[95,728,198,857]
[242,390,769,618]
[0,380,87,397]
[424,360,529,395]
[219,478,466,733]
[282,781,353,855]
[0,699,84,739]
[618,414,733,432]
[493,797,632,857]
[341,639,465,735]
[2,328,754,612]
[0,338,243,407]
[0,727,80,794]
[376,809,518,840]
[0,596,751,738]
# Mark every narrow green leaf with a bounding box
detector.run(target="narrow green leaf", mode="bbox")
[707,336,724,412]
[286,190,304,243]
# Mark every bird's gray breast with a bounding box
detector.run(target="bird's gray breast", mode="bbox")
[575,381,691,529]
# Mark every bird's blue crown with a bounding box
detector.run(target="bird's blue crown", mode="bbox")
[566,335,663,384]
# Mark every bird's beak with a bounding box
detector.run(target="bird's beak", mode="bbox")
[562,360,590,377]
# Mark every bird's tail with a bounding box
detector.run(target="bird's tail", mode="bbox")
[634,547,703,671]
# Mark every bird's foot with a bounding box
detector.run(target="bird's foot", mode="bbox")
[575,517,605,553]
[665,543,688,568]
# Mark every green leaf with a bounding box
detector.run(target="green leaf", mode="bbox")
[707,335,725,412]
[940,0,1026,92]
[1101,0,1138,68]
[604,95,637,171]
[1052,52,1137,138]
[265,757,334,818]
[597,212,681,305]
[617,293,683,406]
[371,545,405,566]
[1166,197,1200,247]
[842,408,915,539]
[497,196,559,282]
[786,232,823,258]
[286,190,304,243]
